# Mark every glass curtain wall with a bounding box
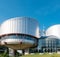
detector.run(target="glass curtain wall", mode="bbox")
[38,36,59,53]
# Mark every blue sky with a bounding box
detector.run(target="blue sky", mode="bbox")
[0,0,60,31]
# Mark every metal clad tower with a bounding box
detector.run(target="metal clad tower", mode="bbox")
[0,17,40,50]
[46,24,60,39]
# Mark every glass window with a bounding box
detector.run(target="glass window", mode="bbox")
[1,35,37,44]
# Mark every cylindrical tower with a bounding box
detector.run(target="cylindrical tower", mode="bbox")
[46,24,60,39]
[0,17,40,50]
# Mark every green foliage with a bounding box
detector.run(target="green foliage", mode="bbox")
[0,52,9,57]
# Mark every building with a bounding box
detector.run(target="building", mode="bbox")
[0,17,40,56]
[0,17,60,54]
[46,24,60,52]
[0,17,40,50]
[38,24,60,53]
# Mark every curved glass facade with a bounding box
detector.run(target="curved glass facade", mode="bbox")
[1,35,37,45]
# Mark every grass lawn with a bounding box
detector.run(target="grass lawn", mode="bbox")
[20,53,60,57]
[0,53,60,57]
